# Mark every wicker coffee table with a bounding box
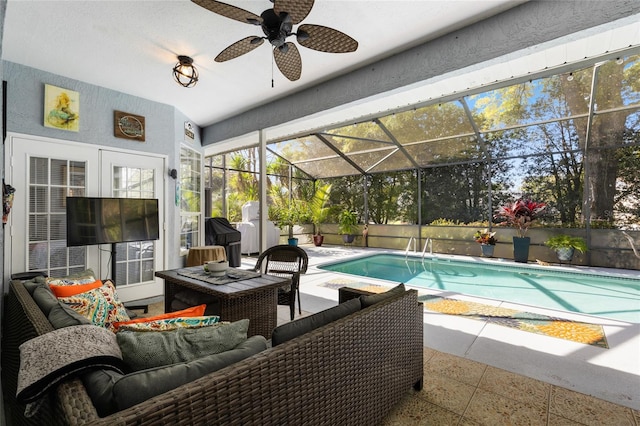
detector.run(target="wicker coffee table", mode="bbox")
[155,267,290,338]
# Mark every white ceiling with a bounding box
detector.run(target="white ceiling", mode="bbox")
[2,0,525,128]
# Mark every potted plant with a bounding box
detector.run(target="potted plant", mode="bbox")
[545,234,587,262]
[338,210,359,244]
[309,184,332,246]
[495,199,546,263]
[275,200,303,246]
[473,229,497,257]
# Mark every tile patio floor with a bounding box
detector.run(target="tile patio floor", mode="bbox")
[144,244,639,425]
[266,244,640,424]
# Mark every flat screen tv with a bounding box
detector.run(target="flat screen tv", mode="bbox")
[66,197,160,247]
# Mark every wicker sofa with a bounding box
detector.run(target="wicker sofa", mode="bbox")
[2,278,423,426]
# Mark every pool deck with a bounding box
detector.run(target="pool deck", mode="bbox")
[243,244,640,411]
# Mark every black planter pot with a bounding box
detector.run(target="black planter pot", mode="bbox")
[342,234,355,244]
[512,236,530,263]
[313,235,324,246]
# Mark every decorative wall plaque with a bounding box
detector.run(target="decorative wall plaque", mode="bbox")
[184,121,195,143]
[114,110,145,141]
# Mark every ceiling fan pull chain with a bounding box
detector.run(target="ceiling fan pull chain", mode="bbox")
[272,52,275,88]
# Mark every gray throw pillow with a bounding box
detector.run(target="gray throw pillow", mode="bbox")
[117,319,250,371]
[83,335,267,417]
[32,285,59,316]
[359,283,406,308]
[48,302,92,328]
[271,297,362,347]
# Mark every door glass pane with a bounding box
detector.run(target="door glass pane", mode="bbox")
[50,214,66,240]
[27,157,87,276]
[69,246,86,270]
[29,215,48,241]
[30,157,48,184]
[28,242,48,270]
[51,159,67,186]
[69,161,86,188]
[50,240,68,269]
[30,187,47,213]
[180,146,201,252]
[112,166,156,286]
[51,187,66,213]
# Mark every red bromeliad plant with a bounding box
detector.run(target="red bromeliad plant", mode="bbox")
[494,199,546,238]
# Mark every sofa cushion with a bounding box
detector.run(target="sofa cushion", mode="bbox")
[31,283,91,328]
[117,319,250,371]
[359,283,406,308]
[32,285,59,316]
[48,302,92,328]
[271,297,362,347]
[83,334,268,417]
[22,278,45,294]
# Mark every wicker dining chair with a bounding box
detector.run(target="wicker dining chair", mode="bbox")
[252,245,309,320]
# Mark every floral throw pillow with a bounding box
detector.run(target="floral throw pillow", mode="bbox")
[117,316,221,332]
[57,281,130,332]
[46,269,96,286]
[111,304,207,332]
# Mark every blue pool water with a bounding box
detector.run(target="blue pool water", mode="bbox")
[319,254,640,323]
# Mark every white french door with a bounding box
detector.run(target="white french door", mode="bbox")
[4,134,166,303]
[100,151,165,302]
[6,135,100,284]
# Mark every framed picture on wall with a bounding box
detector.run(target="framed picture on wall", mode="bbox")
[44,84,79,132]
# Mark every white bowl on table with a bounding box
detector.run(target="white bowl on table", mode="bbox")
[204,260,229,277]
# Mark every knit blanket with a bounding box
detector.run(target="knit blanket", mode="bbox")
[17,324,125,417]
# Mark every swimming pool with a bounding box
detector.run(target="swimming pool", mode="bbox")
[319,254,640,323]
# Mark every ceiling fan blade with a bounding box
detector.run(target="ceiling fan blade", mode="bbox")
[215,37,264,62]
[274,0,314,25]
[191,0,262,25]
[297,24,358,53]
[273,42,302,81]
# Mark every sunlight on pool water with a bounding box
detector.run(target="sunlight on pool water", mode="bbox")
[319,254,640,323]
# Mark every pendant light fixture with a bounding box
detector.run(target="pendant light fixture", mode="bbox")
[173,55,199,88]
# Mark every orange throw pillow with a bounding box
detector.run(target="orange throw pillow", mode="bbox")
[50,280,103,298]
[112,304,207,332]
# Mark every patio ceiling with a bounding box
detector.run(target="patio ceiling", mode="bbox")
[266,49,640,179]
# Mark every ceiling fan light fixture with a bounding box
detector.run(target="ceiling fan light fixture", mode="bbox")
[173,55,199,88]
[193,0,358,83]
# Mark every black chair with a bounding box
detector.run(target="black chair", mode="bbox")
[252,245,309,321]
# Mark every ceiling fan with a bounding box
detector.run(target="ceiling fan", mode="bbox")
[191,0,358,82]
